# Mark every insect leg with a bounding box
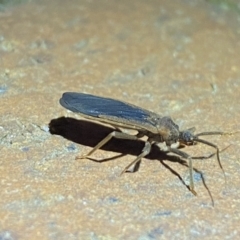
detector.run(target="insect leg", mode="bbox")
[168,147,197,196]
[194,138,226,185]
[76,131,140,159]
[120,141,152,175]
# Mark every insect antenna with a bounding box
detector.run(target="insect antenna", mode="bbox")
[195,131,225,137]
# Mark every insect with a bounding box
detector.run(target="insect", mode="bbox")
[60,92,227,195]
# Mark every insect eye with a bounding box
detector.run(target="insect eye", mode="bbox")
[180,131,193,142]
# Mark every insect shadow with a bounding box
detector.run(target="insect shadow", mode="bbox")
[49,116,214,200]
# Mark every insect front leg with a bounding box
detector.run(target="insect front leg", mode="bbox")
[76,131,140,160]
[167,147,197,196]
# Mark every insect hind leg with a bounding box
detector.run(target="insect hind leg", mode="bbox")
[76,131,140,160]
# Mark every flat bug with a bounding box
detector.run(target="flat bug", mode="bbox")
[59,92,229,195]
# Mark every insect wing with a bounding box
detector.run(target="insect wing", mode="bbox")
[60,92,159,132]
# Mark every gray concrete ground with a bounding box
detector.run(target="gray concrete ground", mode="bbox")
[0,0,240,239]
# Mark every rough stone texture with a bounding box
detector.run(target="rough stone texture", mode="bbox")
[0,0,240,239]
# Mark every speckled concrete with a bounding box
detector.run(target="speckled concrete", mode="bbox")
[0,0,240,239]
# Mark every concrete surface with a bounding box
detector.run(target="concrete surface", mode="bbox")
[0,0,240,239]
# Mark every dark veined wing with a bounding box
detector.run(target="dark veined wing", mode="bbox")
[59,92,160,133]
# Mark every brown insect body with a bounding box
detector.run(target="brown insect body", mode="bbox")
[60,92,226,195]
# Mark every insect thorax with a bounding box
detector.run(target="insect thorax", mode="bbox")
[151,116,180,145]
